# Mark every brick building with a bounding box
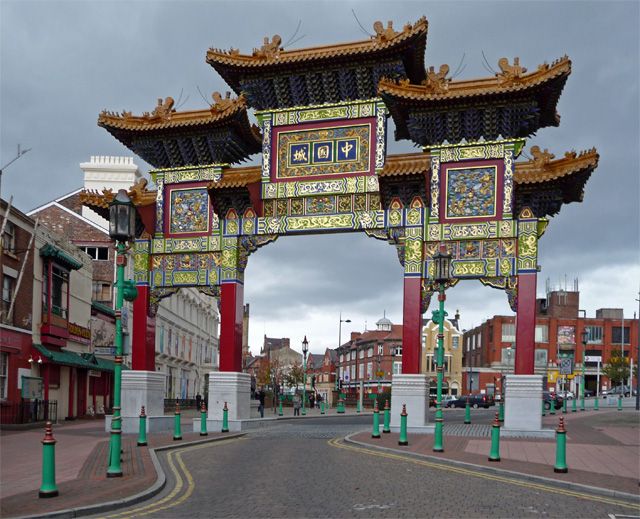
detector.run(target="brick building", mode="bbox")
[1,200,36,407]
[462,289,639,396]
[335,315,402,394]
[1,197,118,422]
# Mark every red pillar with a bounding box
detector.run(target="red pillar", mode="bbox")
[401,277,422,374]
[67,367,75,419]
[132,285,156,371]
[43,364,50,401]
[219,282,244,372]
[515,272,536,374]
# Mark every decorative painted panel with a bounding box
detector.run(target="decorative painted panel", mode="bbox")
[445,166,497,220]
[169,187,210,234]
[274,120,373,180]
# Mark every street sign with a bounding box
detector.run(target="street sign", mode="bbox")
[375,370,385,378]
[94,347,115,356]
[559,358,573,375]
[584,355,602,362]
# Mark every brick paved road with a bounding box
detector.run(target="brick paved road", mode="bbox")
[102,415,639,518]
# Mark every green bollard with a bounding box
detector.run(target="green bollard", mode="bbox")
[594,396,599,411]
[550,395,556,415]
[617,395,622,411]
[278,396,283,417]
[137,406,148,446]
[173,402,182,441]
[580,393,585,412]
[320,401,325,415]
[488,412,501,462]
[571,395,577,412]
[337,397,345,414]
[383,399,391,433]
[39,422,58,498]
[553,417,568,473]
[398,404,408,446]
[542,398,546,417]
[356,399,361,413]
[498,400,504,422]
[371,400,381,439]
[222,401,229,433]
[562,397,567,414]
[464,396,471,424]
[200,403,208,436]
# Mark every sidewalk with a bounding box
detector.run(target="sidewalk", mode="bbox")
[349,408,640,498]
[0,418,237,518]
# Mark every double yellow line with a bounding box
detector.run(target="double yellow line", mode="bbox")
[328,438,640,511]
[103,437,245,518]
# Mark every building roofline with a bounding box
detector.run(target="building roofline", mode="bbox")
[28,200,110,235]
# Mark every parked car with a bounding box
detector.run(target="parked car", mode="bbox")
[606,385,637,397]
[450,394,494,409]
[542,391,563,410]
[561,391,575,400]
[582,389,595,398]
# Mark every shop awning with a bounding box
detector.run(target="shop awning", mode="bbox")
[33,344,124,372]
[39,244,83,270]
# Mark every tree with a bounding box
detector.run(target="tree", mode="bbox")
[285,362,304,390]
[602,350,630,386]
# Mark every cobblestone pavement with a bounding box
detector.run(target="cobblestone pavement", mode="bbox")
[103,415,639,519]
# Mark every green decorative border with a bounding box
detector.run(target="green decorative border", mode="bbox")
[261,175,379,199]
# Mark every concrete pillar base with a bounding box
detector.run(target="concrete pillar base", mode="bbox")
[503,374,543,432]
[207,371,251,421]
[390,374,428,428]
[105,370,169,433]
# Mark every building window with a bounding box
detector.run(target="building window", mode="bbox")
[535,349,548,366]
[377,344,383,355]
[535,324,548,343]
[2,274,15,321]
[358,349,364,359]
[79,246,109,260]
[339,353,344,363]
[476,333,482,349]
[92,281,111,303]
[611,326,630,345]
[0,352,7,400]
[350,365,355,381]
[393,346,402,356]
[585,326,603,344]
[426,354,434,373]
[501,323,515,342]
[501,348,514,366]
[392,361,402,375]
[350,351,356,361]
[367,347,373,358]
[42,264,69,319]
[2,221,15,253]
[451,336,459,349]
[367,362,372,379]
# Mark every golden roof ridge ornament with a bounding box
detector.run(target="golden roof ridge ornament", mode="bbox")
[253,35,283,59]
[373,20,400,43]
[422,64,450,93]
[530,145,555,169]
[496,57,527,85]
[211,91,242,113]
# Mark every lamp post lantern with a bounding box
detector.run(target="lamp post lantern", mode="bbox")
[338,313,351,349]
[580,329,588,411]
[106,190,137,477]
[302,336,309,416]
[431,244,451,452]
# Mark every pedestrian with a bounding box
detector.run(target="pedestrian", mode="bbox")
[309,392,315,410]
[316,393,322,408]
[293,391,301,416]
[258,389,266,418]
[195,393,202,410]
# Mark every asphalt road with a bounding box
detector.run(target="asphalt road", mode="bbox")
[98,413,638,519]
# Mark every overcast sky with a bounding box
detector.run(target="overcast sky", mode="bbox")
[1,1,638,356]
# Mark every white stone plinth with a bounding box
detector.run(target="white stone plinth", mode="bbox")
[503,374,545,433]
[105,370,171,433]
[207,371,251,421]
[122,370,166,417]
[390,374,428,429]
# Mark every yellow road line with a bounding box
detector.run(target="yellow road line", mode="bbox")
[102,437,244,518]
[328,438,640,511]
